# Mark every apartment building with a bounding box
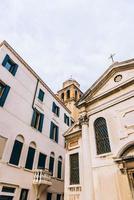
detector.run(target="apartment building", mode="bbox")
[0,41,71,200]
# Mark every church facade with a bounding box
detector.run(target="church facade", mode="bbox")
[64,60,134,200]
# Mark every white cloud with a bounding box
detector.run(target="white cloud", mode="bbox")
[0,0,134,92]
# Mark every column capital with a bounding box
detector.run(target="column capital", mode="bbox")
[79,113,89,126]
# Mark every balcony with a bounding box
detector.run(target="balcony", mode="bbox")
[33,169,52,186]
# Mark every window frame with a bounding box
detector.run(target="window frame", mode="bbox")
[94,117,111,155]
[2,54,18,76]
[38,89,45,102]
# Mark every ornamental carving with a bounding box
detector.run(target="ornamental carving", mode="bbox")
[79,114,89,126]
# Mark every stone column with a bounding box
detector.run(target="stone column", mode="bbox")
[64,152,69,200]
[80,114,94,200]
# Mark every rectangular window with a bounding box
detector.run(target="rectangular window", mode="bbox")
[57,194,61,200]
[47,193,52,200]
[2,54,18,76]
[25,147,35,170]
[57,160,62,179]
[38,89,45,102]
[0,82,10,107]
[9,140,23,166]
[52,102,60,117]
[31,109,44,132]
[2,186,15,193]
[70,153,80,185]
[50,122,59,143]
[49,156,54,175]
[19,189,29,200]
[37,153,46,169]
[0,196,13,200]
[64,114,70,126]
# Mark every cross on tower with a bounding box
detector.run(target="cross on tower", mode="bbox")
[109,53,116,63]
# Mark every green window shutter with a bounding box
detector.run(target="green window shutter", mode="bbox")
[25,147,35,170]
[9,140,23,165]
[12,64,18,76]
[38,113,44,132]
[52,102,56,113]
[31,109,36,127]
[64,114,66,123]
[47,193,52,200]
[55,126,59,143]
[0,85,10,107]
[49,156,54,175]
[2,54,9,67]
[57,194,61,200]
[37,153,46,169]
[57,160,62,178]
[38,89,44,102]
[50,122,54,139]
[57,107,60,117]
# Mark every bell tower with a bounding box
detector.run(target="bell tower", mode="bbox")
[57,78,83,121]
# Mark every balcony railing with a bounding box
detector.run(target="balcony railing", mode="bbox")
[33,169,52,186]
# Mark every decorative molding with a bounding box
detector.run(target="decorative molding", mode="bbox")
[79,114,89,126]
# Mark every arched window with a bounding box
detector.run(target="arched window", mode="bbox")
[66,90,70,99]
[75,90,77,100]
[57,156,62,179]
[49,152,55,176]
[94,117,111,155]
[61,93,64,101]
[25,142,36,170]
[9,135,24,166]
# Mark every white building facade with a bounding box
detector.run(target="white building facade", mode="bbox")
[64,60,134,200]
[0,41,72,200]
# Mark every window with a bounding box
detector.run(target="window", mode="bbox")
[25,142,36,170]
[19,189,29,200]
[2,54,18,76]
[38,89,45,102]
[66,90,70,99]
[37,153,46,169]
[70,153,79,185]
[52,102,60,117]
[9,135,24,166]
[2,187,15,193]
[94,117,111,155]
[64,114,70,126]
[0,82,10,107]
[50,122,59,143]
[31,109,44,132]
[0,195,13,200]
[57,156,62,179]
[57,194,61,200]
[47,193,52,200]
[71,120,74,126]
[75,90,77,100]
[61,93,64,101]
[49,152,55,176]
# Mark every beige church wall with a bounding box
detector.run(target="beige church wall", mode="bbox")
[93,164,132,200]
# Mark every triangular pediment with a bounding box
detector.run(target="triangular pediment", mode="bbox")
[77,59,134,106]
[64,121,81,138]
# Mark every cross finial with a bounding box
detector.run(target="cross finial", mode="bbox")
[70,75,72,79]
[109,53,116,63]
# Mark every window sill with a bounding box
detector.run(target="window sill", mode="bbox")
[96,152,113,158]
[7,162,21,169]
[23,168,34,173]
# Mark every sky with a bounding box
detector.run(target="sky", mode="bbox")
[0,0,134,93]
